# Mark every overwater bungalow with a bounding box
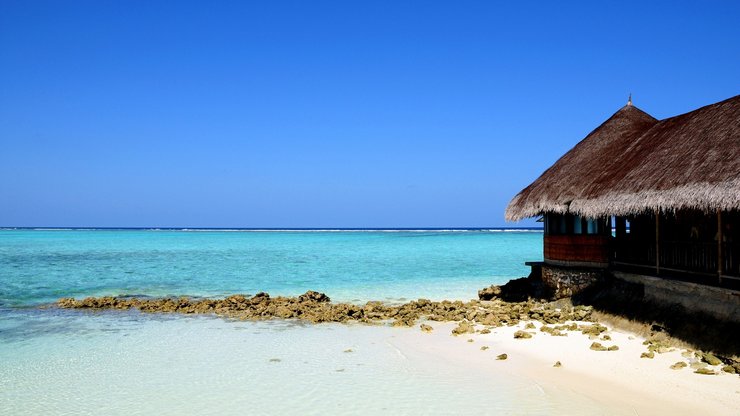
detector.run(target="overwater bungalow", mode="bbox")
[506,94,740,307]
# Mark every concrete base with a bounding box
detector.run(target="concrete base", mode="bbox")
[612,271,740,323]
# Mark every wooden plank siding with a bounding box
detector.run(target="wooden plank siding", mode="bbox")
[544,235,611,265]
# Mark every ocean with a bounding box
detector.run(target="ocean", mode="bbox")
[1,229,568,415]
[0,228,542,307]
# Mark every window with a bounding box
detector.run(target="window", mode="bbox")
[545,213,609,236]
[586,218,599,234]
[573,215,583,234]
[545,214,568,235]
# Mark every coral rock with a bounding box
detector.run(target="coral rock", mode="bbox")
[670,362,688,370]
[700,352,722,366]
[452,320,475,336]
[590,342,607,351]
[478,285,502,301]
[694,368,717,375]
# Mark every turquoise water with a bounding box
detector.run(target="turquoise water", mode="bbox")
[0,229,542,307]
[0,229,553,415]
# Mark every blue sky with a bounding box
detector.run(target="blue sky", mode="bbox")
[1,1,738,228]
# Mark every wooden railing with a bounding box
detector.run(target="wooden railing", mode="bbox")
[723,242,739,277]
[613,240,739,284]
[613,240,654,267]
[660,241,718,274]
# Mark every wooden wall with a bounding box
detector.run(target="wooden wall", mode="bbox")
[544,235,611,265]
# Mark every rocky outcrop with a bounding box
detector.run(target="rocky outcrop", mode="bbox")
[56,290,596,328]
[477,285,501,300]
[298,291,331,303]
[55,284,740,376]
[477,276,549,302]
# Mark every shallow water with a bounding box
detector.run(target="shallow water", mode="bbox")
[0,309,631,416]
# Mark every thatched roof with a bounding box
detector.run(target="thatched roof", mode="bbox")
[506,94,740,221]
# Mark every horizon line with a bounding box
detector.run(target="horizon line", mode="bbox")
[0,226,544,231]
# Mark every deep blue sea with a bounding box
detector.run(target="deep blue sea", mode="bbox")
[0,229,542,307]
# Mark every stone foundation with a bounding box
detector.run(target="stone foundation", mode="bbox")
[612,271,740,323]
[541,264,605,299]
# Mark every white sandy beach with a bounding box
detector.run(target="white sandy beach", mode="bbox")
[394,320,740,416]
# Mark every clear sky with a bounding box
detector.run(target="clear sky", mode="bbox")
[1,1,738,228]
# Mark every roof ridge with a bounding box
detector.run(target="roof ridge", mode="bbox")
[505,93,740,221]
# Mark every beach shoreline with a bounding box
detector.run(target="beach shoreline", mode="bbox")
[0,292,740,415]
[5,304,739,415]
[47,290,740,415]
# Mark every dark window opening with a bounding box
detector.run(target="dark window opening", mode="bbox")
[545,213,610,236]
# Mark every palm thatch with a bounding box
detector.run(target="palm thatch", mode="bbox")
[506,94,740,221]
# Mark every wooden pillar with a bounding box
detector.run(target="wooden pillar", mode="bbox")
[655,209,660,275]
[718,210,723,284]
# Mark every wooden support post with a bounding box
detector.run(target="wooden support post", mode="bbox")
[655,209,660,275]
[718,210,723,284]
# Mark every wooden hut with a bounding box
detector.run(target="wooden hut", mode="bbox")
[506,94,740,294]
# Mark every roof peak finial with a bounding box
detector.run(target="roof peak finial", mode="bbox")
[627,93,633,106]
